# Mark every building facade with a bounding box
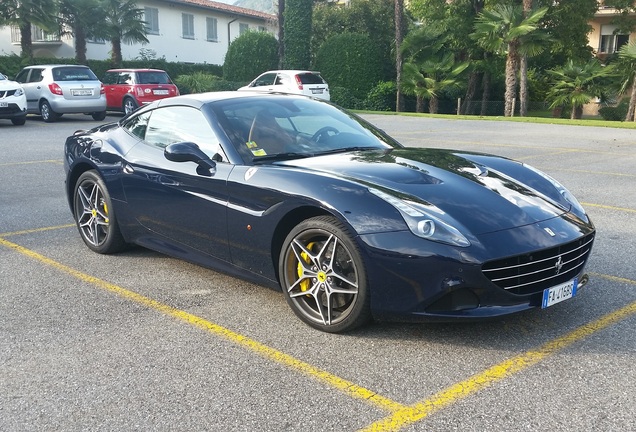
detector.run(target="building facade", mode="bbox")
[588,1,636,59]
[0,0,276,65]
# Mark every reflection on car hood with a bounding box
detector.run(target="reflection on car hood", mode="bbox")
[278,148,573,235]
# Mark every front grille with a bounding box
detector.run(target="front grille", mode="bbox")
[482,233,595,295]
[0,89,17,98]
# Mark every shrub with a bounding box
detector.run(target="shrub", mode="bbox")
[598,100,629,121]
[363,81,397,111]
[315,32,383,102]
[330,86,363,110]
[223,31,279,82]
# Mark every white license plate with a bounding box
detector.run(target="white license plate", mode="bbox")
[71,89,93,96]
[542,278,578,308]
[311,89,323,94]
[153,89,169,95]
[0,102,7,107]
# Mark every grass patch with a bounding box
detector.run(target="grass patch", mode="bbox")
[355,110,636,130]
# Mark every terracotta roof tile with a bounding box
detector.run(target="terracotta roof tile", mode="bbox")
[162,0,277,21]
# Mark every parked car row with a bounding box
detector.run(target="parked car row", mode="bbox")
[2,66,330,126]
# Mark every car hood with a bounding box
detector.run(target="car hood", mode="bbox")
[278,148,573,235]
[0,80,20,91]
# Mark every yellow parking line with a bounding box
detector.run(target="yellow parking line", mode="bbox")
[582,202,636,214]
[361,274,636,431]
[0,236,405,414]
[558,168,636,178]
[0,159,62,167]
[0,224,75,237]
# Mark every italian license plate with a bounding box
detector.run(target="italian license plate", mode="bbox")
[0,102,7,107]
[311,89,323,94]
[153,89,169,95]
[542,278,578,308]
[71,89,93,96]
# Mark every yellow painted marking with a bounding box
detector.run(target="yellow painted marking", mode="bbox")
[0,236,405,414]
[0,224,75,237]
[0,159,62,167]
[362,274,636,431]
[516,149,579,161]
[582,202,636,214]
[558,168,636,178]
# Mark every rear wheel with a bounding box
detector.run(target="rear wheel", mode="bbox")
[92,111,106,121]
[40,101,59,122]
[279,216,371,333]
[122,98,138,115]
[73,170,126,254]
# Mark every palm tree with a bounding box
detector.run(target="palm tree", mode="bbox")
[547,59,613,120]
[99,0,148,67]
[0,0,58,61]
[401,53,469,114]
[59,0,104,64]
[472,4,548,117]
[618,41,636,122]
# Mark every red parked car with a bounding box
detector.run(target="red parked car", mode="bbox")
[102,69,179,115]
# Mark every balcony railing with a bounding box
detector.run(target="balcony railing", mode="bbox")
[10,25,61,44]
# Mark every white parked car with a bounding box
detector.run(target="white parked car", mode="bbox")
[238,70,330,101]
[0,73,27,126]
[16,64,107,122]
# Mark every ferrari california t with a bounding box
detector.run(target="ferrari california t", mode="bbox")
[64,92,595,333]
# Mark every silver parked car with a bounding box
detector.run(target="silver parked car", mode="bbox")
[16,64,107,122]
[0,72,27,126]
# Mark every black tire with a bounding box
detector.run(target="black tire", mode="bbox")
[279,216,371,333]
[40,100,59,123]
[92,111,107,121]
[73,170,127,254]
[11,116,26,126]
[122,97,138,115]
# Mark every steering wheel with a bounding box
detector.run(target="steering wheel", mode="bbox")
[312,126,340,143]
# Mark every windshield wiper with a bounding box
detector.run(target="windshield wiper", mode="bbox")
[252,152,314,163]
[314,146,383,156]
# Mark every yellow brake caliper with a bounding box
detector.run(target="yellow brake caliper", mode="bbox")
[297,242,314,292]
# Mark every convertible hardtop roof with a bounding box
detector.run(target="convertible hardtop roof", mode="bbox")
[155,91,311,107]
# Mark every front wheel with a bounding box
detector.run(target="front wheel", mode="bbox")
[279,216,371,333]
[73,170,126,254]
[11,116,26,126]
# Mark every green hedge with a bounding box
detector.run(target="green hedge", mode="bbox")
[0,54,222,83]
[222,31,279,82]
[315,32,383,102]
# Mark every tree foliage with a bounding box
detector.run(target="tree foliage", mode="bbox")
[283,0,312,69]
[98,0,149,67]
[223,31,279,82]
[0,0,58,61]
[315,32,383,103]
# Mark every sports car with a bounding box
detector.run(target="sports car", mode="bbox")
[64,92,595,333]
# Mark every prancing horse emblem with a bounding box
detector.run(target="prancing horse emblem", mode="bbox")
[555,256,564,274]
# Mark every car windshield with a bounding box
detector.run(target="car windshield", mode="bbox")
[138,71,172,84]
[211,96,399,163]
[0,74,6,81]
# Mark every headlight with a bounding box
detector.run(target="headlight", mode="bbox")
[14,87,24,97]
[370,188,471,247]
[523,163,586,215]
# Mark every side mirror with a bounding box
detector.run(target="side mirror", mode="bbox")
[164,142,217,176]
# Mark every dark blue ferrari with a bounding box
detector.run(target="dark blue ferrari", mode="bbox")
[64,92,595,332]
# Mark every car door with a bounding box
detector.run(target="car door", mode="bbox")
[16,67,44,112]
[120,105,233,262]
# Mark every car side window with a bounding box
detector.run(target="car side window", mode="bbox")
[15,69,30,83]
[253,73,276,87]
[122,110,151,139]
[28,69,44,83]
[118,73,132,85]
[102,72,117,85]
[143,106,226,161]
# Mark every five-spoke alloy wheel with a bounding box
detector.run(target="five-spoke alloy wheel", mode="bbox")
[279,216,370,332]
[73,170,126,254]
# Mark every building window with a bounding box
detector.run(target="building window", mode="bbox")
[182,13,195,39]
[206,17,218,42]
[145,7,159,35]
[239,23,249,35]
[599,25,629,54]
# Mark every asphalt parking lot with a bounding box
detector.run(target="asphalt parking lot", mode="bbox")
[1,112,634,431]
